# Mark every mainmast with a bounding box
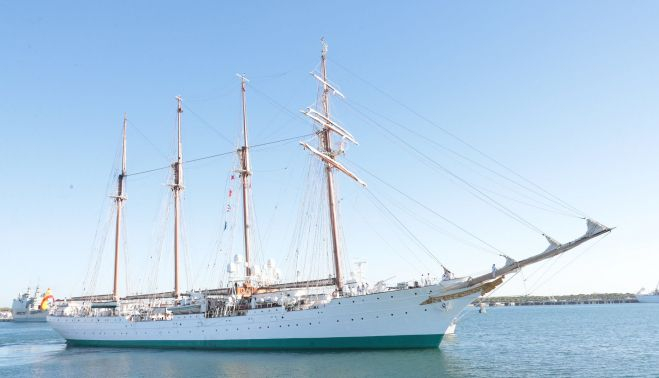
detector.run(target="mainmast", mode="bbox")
[112,114,127,301]
[301,39,365,294]
[171,96,184,298]
[319,41,345,293]
[238,74,252,281]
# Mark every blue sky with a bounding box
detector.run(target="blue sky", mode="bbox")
[2,1,658,305]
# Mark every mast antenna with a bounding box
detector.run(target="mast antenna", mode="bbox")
[237,74,253,281]
[171,96,184,298]
[111,113,128,301]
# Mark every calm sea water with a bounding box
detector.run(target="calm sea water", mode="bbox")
[1,303,657,377]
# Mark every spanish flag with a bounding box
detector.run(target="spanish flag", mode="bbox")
[40,288,54,311]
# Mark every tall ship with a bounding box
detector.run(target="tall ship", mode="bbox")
[636,283,659,303]
[48,41,612,349]
[12,287,53,322]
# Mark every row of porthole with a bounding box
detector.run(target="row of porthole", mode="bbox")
[74,307,432,335]
[79,308,431,336]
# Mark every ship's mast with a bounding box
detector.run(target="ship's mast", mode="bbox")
[238,75,252,281]
[112,114,128,301]
[319,40,344,293]
[172,96,184,298]
[300,39,365,294]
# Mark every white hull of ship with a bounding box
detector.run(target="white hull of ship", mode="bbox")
[48,285,478,349]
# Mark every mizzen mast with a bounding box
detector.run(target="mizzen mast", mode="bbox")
[112,114,128,301]
[238,74,253,281]
[171,96,184,298]
[301,39,365,293]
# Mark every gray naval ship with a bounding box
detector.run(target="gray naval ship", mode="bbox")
[11,287,53,322]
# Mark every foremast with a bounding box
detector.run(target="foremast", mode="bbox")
[111,114,127,301]
[301,39,365,294]
[238,75,253,281]
[171,96,184,298]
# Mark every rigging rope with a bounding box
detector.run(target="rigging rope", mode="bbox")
[126,119,170,161]
[347,100,584,219]
[182,102,235,146]
[342,99,548,236]
[124,133,314,177]
[329,57,590,219]
[348,159,504,256]
[525,233,611,295]
[365,189,446,268]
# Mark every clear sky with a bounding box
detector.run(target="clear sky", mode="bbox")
[2,1,658,306]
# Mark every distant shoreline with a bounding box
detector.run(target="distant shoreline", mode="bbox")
[478,293,638,306]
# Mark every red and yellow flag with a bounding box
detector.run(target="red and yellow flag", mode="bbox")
[40,288,54,311]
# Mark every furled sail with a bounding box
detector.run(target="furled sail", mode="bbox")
[302,108,358,144]
[543,235,561,252]
[300,142,367,187]
[311,72,345,98]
